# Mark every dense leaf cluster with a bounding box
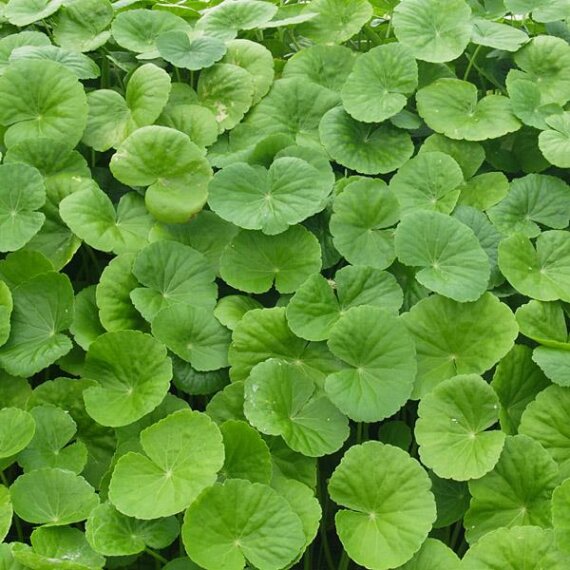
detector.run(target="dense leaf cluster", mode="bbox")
[0,0,570,569]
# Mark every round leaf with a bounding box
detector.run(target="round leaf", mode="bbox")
[0,408,34,459]
[82,331,172,427]
[157,31,226,71]
[328,441,436,570]
[5,0,63,27]
[182,479,305,570]
[539,112,570,168]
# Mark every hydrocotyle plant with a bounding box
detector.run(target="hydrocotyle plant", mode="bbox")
[0,0,570,568]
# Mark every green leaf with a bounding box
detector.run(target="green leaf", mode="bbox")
[402,293,518,397]
[0,60,88,149]
[110,126,212,224]
[392,0,472,63]
[109,409,224,519]
[214,295,263,331]
[325,306,416,422]
[395,210,489,301]
[111,9,189,58]
[516,300,568,347]
[419,134,485,179]
[172,358,228,396]
[457,172,510,211]
[11,468,98,526]
[13,526,105,570]
[329,441,436,570]
[488,174,570,238]
[498,231,570,302]
[330,178,400,269]
[82,331,172,427]
[219,420,272,484]
[209,157,332,235]
[60,187,153,255]
[5,0,63,26]
[389,152,464,215]
[219,226,321,294]
[0,31,51,75]
[286,266,403,341]
[0,272,74,378]
[0,486,12,543]
[552,478,570,554]
[298,0,373,44]
[157,102,218,149]
[471,18,529,51]
[151,305,231,372]
[86,502,179,556]
[228,307,306,383]
[429,472,470,529]
[244,359,349,457]
[206,382,246,425]
[491,344,550,435]
[539,112,570,168]
[17,405,87,474]
[514,36,570,106]
[157,31,227,71]
[461,526,566,569]
[52,0,113,53]
[182,479,305,570]
[197,63,254,132]
[416,78,521,141]
[416,374,505,481]
[282,45,356,94]
[341,43,418,123]
[197,0,278,40]
[465,434,558,542]
[96,254,147,332]
[0,408,35,458]
[83,63,171,152]
[319,107,413,175]
[0,163,45,253]
[398,538,460,570]
[131,240,216,322]
[519,384,570,465]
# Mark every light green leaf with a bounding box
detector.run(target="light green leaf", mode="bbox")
[18,405,86,474]
[0,163,45,253]
[416,375,505,481]
[0,272,74,378]
[0,408,35,459]
[398,538,460,570]
[325,306,416,422]
[461,526,566,569]
[498,231,570,302]
[488,174,570,238]
[130,240,216,322]
[0,60,87,149]
[182,479,305,570]
[214,295,262,331]
[157,102,218,149]
[298,0,373,44]
[519,384,570,465]
[0,31,51,75]
[208,157,332,235]
[491,344,551,434]
[86,502,179,556]
[329,441,436,570]
[403,293,518,397]
[0,281,11,347]
[539,112,570,168]
[457,172,510,211]
[319,107,414,174]
[110,126,212,224]
[52,0,113,53]
[196,0,277,41]
[219,226,321,294]
[157,31,226,71]
[393,0,472,63]
[286,266,403,341]
[60,187,153,255]
[244,359,349,457]
[471,18,529,51]
[552,478,570,554]
[109,409,224,519]
[82,331,172,427]
[12,526,104,570]
[219,420,272,484]
[341,43,417,123]
[330,178,400,269]
[5,0,63,26]
[0,250,53,289]
[416,78,521,141]
[395,210,489,301]
[151,305,231,372]
[11,468,98,526]
[465,434,558,542]
[0,487,11,543]
[206,382,246,425]
[419,134,485,179]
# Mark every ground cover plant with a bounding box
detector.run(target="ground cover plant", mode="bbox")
[0,0,570,568]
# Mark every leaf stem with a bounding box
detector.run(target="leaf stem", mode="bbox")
[463,44,481,82]
[145,548,168,564]
[338,549,351,570]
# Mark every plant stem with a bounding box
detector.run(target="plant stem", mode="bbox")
[145,548,168,564]
[338,549,351,570]
[463,44,482,82]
